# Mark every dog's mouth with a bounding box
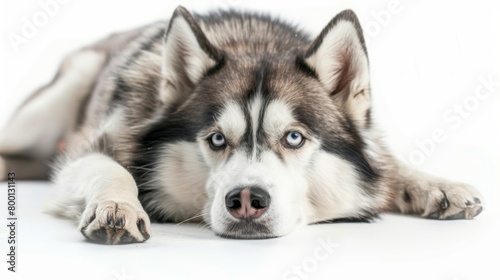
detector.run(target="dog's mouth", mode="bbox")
[215,219,277,239]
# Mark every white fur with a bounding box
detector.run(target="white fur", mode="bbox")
[145,141,209,222]
[262,100,295,142]
[161,15,216,104]
[205,98,317,237]
[160,16,215,106]
[47,153,150,243]
[305,21,365,92]
[249,92,263,159]
[305,152,376,223]
[0,50,106,158]
[216,101,246,144]
[304,21,371,127]
[101,107,125,143]
[48,153,138,219]
[206,149,308,237]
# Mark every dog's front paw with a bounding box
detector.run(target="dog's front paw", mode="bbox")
[79,200,151,244]
[420,183,483,220]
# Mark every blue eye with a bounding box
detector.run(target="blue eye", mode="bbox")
[210,133,226,148]
[285,131,304,147]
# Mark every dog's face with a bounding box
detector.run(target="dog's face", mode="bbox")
[145,8,375,238]
[196,63,328,238]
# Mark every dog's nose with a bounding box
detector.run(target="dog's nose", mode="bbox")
[225,187,270,219]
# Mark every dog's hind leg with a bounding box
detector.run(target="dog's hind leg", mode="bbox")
[0,49,108,180]
[386,162,484,220]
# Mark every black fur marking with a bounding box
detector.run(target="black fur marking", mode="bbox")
[110,76,133,104]
[319,217,374,223]
[255,67,272,160]
[87,213,96,225]
[295,56,318,78]
[139,105,220,146]
[242,102,254,155]
[292,103,378,185]
[204,54,226,77]
[365,108,372,128]
[330,117,379,184]
[319,210,379,224]
[403,190,412,204]
[240,65,272,158]
[325,141,379,184]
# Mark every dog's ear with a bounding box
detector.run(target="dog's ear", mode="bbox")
[301,10,371,128]
[161,6,223,104]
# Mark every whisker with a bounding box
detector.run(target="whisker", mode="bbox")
[137,178,161,188]
[174,213,205,226]
[127,166,156,172]
[195,222,210,230]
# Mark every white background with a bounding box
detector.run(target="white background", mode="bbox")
[0,0,499,280]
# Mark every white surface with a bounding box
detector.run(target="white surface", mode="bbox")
[0,182,498,280]
[1,0,499,279]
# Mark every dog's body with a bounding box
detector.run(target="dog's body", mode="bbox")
[0,7,483,243]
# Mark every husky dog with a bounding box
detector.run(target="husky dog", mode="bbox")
[0,7,483,244]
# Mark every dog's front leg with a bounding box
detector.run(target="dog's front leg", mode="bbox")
[387,162,484,220]
[55,153,151,244]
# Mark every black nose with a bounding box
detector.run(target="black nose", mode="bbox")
[225,187,271,219]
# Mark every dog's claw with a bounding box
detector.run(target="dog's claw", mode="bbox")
[439,195,449,210]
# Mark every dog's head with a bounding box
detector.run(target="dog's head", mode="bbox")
[140,7,377,238]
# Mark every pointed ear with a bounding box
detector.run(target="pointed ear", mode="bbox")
[161,6,223,104]
[301,10,371,128]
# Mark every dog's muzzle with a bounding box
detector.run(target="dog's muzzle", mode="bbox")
[218,186,274,239]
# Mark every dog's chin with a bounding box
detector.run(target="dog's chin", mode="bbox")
[214,219,279,239]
